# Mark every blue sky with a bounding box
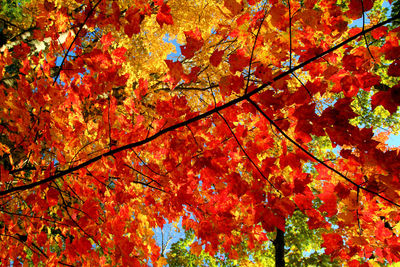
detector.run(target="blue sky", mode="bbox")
[387,134,400,146]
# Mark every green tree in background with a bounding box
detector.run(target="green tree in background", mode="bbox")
[392,0,400,26]
[166,210,340,266]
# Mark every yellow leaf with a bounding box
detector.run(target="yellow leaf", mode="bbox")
[156,257,167,266]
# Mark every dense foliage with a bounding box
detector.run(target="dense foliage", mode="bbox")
[0,0,399,265]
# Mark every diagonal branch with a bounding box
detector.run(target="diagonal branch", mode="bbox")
[216,111,279,192]
[0,15,398,197]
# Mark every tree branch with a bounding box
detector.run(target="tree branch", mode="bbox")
[0,15,398,199]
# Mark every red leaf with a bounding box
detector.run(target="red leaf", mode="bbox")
[247,0,261,4]
[124,7,144,37]
[342,54,366,72]
[334,182,351,199]
[75,237,92,255]
[254,64,273,83]
[156,3,173,27]
[101,32,114,50]
[111,2,121,30]
[165,60,184,88]
[47,188,59,206]
[219,74,244,96]
[237,13,251,26]
[229,49,249,73]
[346,0,373,19]
[318,184,338,217]
[210,49,225,67]
[371,26,388,39]
[322,233,343,255]
[348,260,361,267]
[0,165,10,184]
[183,66,201,83]
[293,174,311,194]
[181,28,204,59]
[306,209,329,229]
[112,47,127,63]
[359,72,380,90]
[274,197,295,217]
[13,42,30,58]
[340,75,360,97]
[136,78,148,100]
[388,59,400,77]
[82,199,99,218]
[294,192,314,211]
[224,0,243,16]
[260,207,285,232]
[371,84,400,115]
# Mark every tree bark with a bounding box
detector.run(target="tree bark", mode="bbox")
[274,228,285,267]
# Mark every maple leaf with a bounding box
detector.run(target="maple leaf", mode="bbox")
[210,49,225,67]
[229,49,249,73]
[101,32,115,51]
[224,0,243,16]
[334,182,351,199]
[294,191,314,211]
[135,78,148,100]
[74,237,92,255]
[254,64,273,84]
[219,74,244,97]
[181,28,204,59]
[388,59,400,77]
[112,47,127,63]
[165,59,184,88]
[13,42,31,58]
[318,188,338,217]
[340,74,360,97]
[124,7,144,38]
[371,84,400,115]
[156,3,173,27]
[183,66,201,83]
[322,233,343,255]
[346,0,373,19]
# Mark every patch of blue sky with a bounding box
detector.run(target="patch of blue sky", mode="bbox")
[163,34,182,60]
[387,133,400,146]
[350,0,392,28]
[153,217,186,257]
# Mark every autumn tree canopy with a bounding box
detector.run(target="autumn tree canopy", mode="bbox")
[0,0,400,265]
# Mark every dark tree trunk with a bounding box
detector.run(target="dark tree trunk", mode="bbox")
[274,228,285,267]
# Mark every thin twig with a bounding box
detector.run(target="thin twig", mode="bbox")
[360,0,376,61]
[216,111,279,192]
[292,72,312,98]
[124,163,163,187]
[52,0,102,84]
[247,97,400,207]
[244,3,268,94]
[356,187,363,235]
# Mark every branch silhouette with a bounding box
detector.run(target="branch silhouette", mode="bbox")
[1,14,399,203]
